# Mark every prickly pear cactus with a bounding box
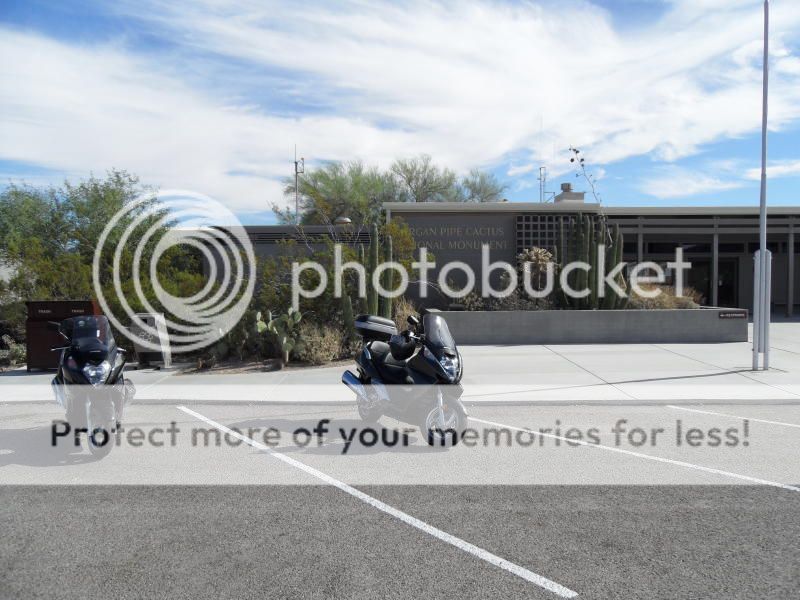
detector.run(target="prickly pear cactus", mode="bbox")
[256,308,304,364]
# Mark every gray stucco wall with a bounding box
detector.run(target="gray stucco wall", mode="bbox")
[432,308,748,345]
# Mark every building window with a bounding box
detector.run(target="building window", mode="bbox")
[516,215,564,253]
[747,242,782,253]
[718,243,745,253]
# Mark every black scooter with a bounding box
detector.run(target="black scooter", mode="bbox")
[50,315,135,457]
[342,312,467,446]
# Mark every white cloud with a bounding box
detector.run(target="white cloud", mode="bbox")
[1,0,800,212]
[639,167,744,199]
[507,164,537,177]
[744,159,800,180]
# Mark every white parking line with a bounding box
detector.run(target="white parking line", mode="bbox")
[135,371,175,393]
[470,417,800,493]
[667,405,800,429]
[177,406,578,599]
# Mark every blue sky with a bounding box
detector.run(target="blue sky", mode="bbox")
[2,0,799,224]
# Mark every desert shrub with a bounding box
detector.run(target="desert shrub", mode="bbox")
[488,290,552,311]
[196,351,217,370]
[443,248,554,312]
[0,334,26,367]
[393,297,418,331]
[0,297,26,342]
[294,323,343,365]
[628,285,701,310]
[225,309,263,361]
[460,291,486,311]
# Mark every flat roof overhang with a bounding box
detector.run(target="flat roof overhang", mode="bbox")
[383,202,800,217]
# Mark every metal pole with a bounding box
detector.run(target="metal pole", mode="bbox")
[753,0,770,369]
[539,167,546,203]
[788,224,795,317]
[764,251,772,369]
[753,253,760,370]
[293,147,304,224]
[637,225,644,265]
[712,231,719,306]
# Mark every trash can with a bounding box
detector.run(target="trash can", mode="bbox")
[129,313,172,368]
[25,300,102,371]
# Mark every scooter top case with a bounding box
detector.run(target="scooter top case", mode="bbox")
[354,314,397,342]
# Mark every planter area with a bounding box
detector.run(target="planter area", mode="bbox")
[429,308,749,345]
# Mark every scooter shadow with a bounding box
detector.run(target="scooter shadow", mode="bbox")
[0,425,101,467]
[226,417,449,456]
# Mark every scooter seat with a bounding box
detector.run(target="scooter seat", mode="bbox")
[370,341,414,384]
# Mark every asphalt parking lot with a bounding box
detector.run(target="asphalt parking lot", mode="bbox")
[2,400,799,599]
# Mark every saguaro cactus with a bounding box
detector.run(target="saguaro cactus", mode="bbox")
[367,223,379,315]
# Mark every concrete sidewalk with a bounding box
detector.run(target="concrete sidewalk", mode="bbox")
[2,322,798,405]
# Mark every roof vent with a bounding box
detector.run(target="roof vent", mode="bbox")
[554,182,585,204]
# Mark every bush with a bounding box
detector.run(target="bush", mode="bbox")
[628,285,701,310]
[0,334,26,367]
[393,297,417,331]
[293,323,343,365]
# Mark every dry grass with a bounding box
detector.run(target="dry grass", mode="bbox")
[628,284,703,309]
[393,296,418,331]
[294,323,344,365]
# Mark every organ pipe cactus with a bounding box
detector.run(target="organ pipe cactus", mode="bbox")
[358,224,394,318]
[554,214,628,309]
[341,293,355,340]
[379,234,394,319]
[367,223,379,315]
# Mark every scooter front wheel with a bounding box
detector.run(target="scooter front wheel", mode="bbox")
[421,402,467,447]
[86,402,115,458]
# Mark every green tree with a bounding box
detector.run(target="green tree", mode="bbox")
[273,154,506,225]
[275,160,399,226]
[390,154,460,203]
[0,170,207,342]
[460,169,507,203]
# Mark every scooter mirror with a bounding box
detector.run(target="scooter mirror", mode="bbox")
[407,315,420,328]
[48,321,70,341]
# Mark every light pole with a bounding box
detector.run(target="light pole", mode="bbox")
[294,146,304,224]
[753,0,770,370]
[538,166,547,203]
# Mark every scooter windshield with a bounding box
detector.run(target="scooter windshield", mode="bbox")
[423,313,456,352]
[63,316,114,346]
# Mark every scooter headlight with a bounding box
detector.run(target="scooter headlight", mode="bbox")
[424,347,459,381]
[83,361,111,386]
[439,354,459,381]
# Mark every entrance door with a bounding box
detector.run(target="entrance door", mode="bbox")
[717,259,738,307]
[686,260,711,305]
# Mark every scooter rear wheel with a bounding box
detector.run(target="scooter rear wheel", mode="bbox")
[357,401,382,424]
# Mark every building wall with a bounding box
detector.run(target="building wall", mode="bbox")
[215,207,798,314]
[387,204,799,312]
